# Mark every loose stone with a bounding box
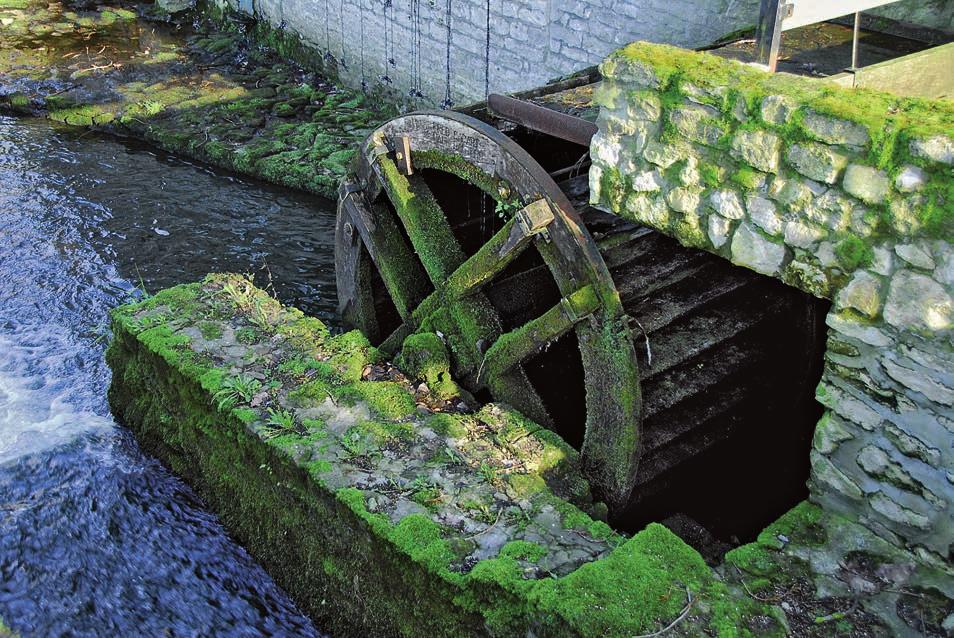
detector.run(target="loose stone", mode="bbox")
[666,186,701,213]
[894,243,935,270]
[909,135,954,165]
[730,129,780,173]
[783,220,826,249]
[802,111,870,147]
[760,94,795,125]
[630,169,663,192]
[707,214,731,248]
[811,451,863,500]
[870,492,931,530]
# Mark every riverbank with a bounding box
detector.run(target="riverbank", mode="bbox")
[0,0,390,197]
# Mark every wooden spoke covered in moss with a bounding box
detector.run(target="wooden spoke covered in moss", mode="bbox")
[336,111,642,508]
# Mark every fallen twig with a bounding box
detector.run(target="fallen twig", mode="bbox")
[633,587,694,637]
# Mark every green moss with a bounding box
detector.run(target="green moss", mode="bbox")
[337,382,417,420]
[198,320,223,340]
[833,236,874,270]
[531,524,710,637]
[699,162,723,188]
[731,166,763,190]
[500,540,547,563]
[426,413,469,438]
[396,332,459,399]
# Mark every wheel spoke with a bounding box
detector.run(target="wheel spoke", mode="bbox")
[445,199,554,299]
[339,184,430,320]
[373,155,467,283]
[482,286,599,377]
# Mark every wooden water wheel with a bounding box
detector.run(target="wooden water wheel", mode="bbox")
[336,103,827,531]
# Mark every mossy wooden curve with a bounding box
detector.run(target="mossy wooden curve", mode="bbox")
[335,112,643,507]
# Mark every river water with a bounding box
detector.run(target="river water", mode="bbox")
[0,115,339,636]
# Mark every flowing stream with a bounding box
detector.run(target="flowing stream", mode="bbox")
[0,115,339,636]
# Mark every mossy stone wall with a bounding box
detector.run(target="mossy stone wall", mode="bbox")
[589,42,953,579]
[106,274,783,637]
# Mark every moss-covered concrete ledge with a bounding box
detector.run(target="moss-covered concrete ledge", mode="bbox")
[589,42,953,633]
[106,274,790,636]
[0,0,390,197]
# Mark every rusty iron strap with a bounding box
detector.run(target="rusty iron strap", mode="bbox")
[487,94,598,147]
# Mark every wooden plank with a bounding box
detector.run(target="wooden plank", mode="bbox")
[783,0,900,31]
[755,0,787,70]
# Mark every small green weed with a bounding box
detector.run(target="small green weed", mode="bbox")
[212,374,263,410]
[264,407,301,438]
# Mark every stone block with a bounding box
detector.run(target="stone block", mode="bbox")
[836,271,883,318]
[811,450,863,500]
[709,189,744,219]
[884,270,952,332]
[760,94,795,125]
[627,92,662,121]
[785,143,848,184]
[817,383,884,431]
[813,412,854,454]
[894,243,935,270]
[730,129,780,173]
[746,196,781,235]
[730,223,786,276]
[667,104,724,146]
[884,423,942,467]
[624,192,669,227]
[895,165,927,193]
[806,190,852,231]
[629,169,664,192]
[784,261,829,297]
[106,274,727,637]
[677,155,701,186]
[666,186,701,213]
[802,111,870,147]
[870,492,931,530]
[642,141,682,168]
[842,164,890,205]
[910,135,954,165]
[857,445,921,493]
[707,214,731,248]
[881,357,954,406]
[783,220,827,249]
[600,56,659,89]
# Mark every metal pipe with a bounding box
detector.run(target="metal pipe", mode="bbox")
[851,11,861,71]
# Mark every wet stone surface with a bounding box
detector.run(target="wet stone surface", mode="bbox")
[0,0,390,196]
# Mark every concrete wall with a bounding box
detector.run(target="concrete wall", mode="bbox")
[221,0,767,107]
[218,0,952,107]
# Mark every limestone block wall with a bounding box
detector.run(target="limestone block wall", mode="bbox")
[211,0,953,108]
[588,43,953,569]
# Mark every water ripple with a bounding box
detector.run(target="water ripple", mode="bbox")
[0,115,337,636]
